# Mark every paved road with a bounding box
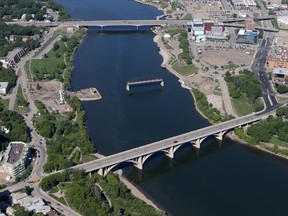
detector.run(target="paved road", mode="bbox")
[1,27,81,216]
[252,34,277,108]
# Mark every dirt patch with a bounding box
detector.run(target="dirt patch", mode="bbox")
[0,167,14,185]
[206,94,225,114]
[186,1,225,19]
[31,80,72,112]
[273,31,288,48]
[201,45,254,68]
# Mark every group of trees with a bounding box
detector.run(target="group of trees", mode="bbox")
[225,69,262,104]
[33,98,95,172]
[40,170,164,216]
[192,88,234,122]
[275,83,288,94]
[0,110,31,142]
[0,66,17,88]
[62,29,86,90]
[0,21,42,57]
[178,30,192,65]
[247,108,288,143]
[0,0,45,21]
[46,0,70,21]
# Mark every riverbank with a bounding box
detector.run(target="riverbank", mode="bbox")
[148,4,288,164]
[115,170,164,212]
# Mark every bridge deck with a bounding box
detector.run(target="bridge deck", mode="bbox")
[71,109,276,173]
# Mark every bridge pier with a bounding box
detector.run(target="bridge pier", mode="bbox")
[160,80,164,87]
[97,164,118,177]
[100,26,104,31]
[163,145,182,158]
[214,130,227,141]
[191,137,207,149]
[126,84,130,91]
[130,154,152,170]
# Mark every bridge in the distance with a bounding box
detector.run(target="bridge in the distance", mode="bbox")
[6,15,276,30]
[68,107,279,177]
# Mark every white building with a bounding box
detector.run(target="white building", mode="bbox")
[0,58,13,69]
[10,193,51,215]
[0,82,9,94]
[2,142,30,176]
[26,198,51,214]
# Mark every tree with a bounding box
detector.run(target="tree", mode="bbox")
[23,186,32,195]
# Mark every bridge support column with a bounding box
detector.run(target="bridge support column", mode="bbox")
[160,81,164,87]
[191,137,206,149]
[214,130,227,141]
[100,26,104,31]
[126,84,130,91]
[97,164,118,177]
[131,154,152,170]
[163,145,182,158]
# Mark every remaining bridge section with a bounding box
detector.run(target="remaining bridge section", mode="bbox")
[126,78,164,91]
[70,109,276,177]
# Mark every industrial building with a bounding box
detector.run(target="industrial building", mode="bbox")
[0,82,9,94]
[267,49,288,68]
[187,18,206,43]
[272,68,288,83]
[187,19,226,42]
[236,29,259,44]
[1,142,30,176]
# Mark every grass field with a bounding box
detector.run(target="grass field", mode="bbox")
[171,59,198,76]
[232,94,263,116]
[270,136,288,148]
[31,40,66,81]
[223,63,239,69]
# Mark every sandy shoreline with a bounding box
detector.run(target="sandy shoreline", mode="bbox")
[115,170,164,212]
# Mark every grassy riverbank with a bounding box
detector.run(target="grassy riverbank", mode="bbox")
[233,107,288,158]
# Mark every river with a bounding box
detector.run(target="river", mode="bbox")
[56,0,288,215]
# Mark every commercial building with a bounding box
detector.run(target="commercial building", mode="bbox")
[272,68,288,83]
[0,82,9,94]
[267,49,288,68]
[236,29,259,44]
[1,142,30,176]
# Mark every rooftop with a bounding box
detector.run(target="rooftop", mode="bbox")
[7,142,24,164]
[273,68,288,75]
[238,29,259,36]
[0,82,9,89]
